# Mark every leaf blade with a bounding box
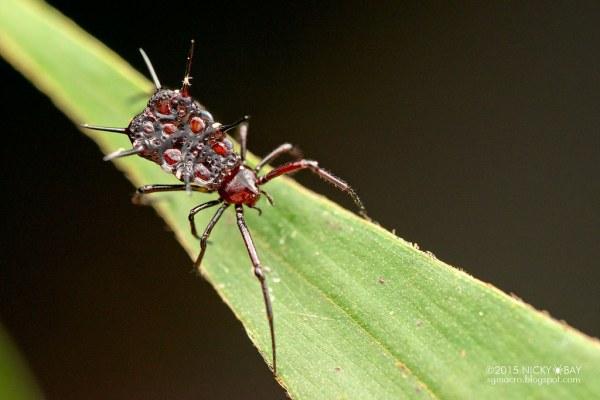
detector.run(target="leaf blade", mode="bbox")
[1,1,599,399]
[0,324,44,400]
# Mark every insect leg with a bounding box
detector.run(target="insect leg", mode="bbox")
[239,123,248,162]
[132,184,210,205]
[258,160,368,219]
[234,204,277,373]
[220,116,250,161]
[188,199,223,239]
[192,202,229,272]
[254,143,303,173]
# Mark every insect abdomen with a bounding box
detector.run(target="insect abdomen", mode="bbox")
[125,88,240,190]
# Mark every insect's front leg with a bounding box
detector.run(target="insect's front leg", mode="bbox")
[192,202,229,272]
[131,184,209,205]
[254,143,303,173]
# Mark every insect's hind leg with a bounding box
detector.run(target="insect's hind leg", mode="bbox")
[234,204,277,373]
[258,160,368,219]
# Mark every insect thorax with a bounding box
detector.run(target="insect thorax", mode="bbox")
[125,88,240,190]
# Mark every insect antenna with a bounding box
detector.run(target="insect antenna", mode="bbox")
[139,48,161,90]
[80,124,127,134]
[181,40,195,97]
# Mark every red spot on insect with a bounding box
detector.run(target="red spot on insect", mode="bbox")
[164,149,181,165]
[178,104,187,117]
[156,99,170,115]
[190,117,205,133]
[163,123,177,134]
[211,141,229,157]
[194,163,211,181]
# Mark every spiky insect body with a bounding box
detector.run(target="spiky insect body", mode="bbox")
[82,40,368,374]
[126,88,239,191]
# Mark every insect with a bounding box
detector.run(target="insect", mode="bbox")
[82,40,367,373]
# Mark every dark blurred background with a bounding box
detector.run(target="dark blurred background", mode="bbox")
[1,1,599,399]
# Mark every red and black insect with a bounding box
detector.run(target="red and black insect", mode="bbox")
[82,40,367,373]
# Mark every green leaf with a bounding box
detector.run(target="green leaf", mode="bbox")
[1,1,599,398]
[0,324,43,400]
